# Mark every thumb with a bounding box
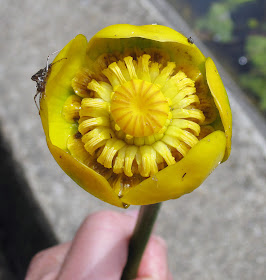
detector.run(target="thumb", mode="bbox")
[136,236,170,280]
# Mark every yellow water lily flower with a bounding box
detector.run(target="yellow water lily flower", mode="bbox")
[39,24,232,208]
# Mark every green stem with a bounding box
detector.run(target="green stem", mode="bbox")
[121,202,162,280]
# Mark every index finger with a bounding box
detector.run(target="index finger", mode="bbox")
[57,211,137,280]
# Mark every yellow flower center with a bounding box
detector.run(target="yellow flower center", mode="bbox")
[110,79,169,137]
[64,50,217,196]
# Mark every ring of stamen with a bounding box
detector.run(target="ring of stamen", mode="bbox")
[63,50,216,196]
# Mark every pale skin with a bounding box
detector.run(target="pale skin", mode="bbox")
[25,211,172,280]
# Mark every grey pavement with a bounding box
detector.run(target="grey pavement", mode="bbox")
[1,0,266,279]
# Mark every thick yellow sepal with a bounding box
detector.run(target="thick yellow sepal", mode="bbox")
[40,34,88,151]
[46,138,124,207]
[87,24,206,73]
[92,24,195,44]
[206,58,232,161]
[121,131,226,205]
[40,35,125,207]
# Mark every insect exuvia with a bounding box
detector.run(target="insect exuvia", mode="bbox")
[187,36,194,44]
[31,50,66,111]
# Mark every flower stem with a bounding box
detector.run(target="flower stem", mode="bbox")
[121,202,162,280]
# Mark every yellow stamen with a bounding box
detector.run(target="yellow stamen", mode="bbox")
[153,62,176,87]
[78,117,110,135]
[67,134,92,165]
[62,95,81,123]
[80,98,109,118]
[152,141,176,166]
[72,68,93,98]
[82,127,114,155]
[137,54,151,82]
[87,80,112,102]
[139,146,158,177]
[170,119,201,136]
[97,139,126,168]
[124,146,138,177]
[166,126,198,147]
[161,135,189,157]
[113,146,126,174]
[108,62,127,85]
[124,56,138,79]
[172,108,205,123]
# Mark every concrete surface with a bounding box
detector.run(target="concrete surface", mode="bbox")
[0,0,265,279]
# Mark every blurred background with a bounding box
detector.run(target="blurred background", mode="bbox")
[169,0,266,116]
[0,0,265,279]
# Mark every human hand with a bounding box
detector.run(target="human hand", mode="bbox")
[25,210,172,280]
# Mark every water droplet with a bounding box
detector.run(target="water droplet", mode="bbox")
[152,174,158,182]
[152,175,159,188]
[238,56,248,66]
[122,203,130,209]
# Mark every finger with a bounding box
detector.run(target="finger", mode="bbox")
[57,211,138,280]
[25,242,71,280]
[168,271,174,280]
[136,235,169,280]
